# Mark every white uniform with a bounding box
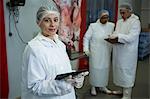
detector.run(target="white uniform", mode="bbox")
[83,22,114,87]
[21,33,76,99]
[112,14,141,87]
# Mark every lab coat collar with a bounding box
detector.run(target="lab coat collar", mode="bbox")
[122,14,139,22]
[130,14,139,20]
[36,33,60,48]
[37,33,59,43]
[96,19,107,26]
[96,19,100,23]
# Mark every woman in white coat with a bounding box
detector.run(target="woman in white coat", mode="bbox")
[21,1,85,99]
[83,10,114,95]
[108,3,141,99]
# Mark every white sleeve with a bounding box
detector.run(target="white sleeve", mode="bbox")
[25,46,72,96]
[118,20,141,43]
[83,24,93,52]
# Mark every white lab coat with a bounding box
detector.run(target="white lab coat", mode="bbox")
[21,33,76,99]
[112,14,141,87]
[83,21,114,87]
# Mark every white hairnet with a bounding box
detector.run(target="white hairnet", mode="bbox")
[36,0,60,25]
[120,3,133,12]
[98,9,109,19]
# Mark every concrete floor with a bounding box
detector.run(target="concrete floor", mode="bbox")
[75,56,150,99]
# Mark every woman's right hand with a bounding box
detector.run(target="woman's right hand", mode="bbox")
[64,75,76,86]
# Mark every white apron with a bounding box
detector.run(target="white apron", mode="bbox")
[83,22,114,87]
[112,14,141,87]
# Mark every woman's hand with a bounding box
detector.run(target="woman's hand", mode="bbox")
[73,71,89,88]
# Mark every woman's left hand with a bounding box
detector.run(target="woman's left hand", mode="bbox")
[73,71,89,88]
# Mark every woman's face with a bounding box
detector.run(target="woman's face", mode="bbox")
[39,14,59,38]
[100,15,109,24]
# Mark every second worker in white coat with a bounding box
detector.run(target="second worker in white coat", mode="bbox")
[108,3,141,99]
[83,10,115,95]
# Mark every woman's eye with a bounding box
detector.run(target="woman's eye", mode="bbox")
[54,19,58,22]
[44,19,49,22]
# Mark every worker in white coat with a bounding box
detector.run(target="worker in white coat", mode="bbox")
[21,1,86,99]
[108,3,141,99]
[83,10,115,95]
